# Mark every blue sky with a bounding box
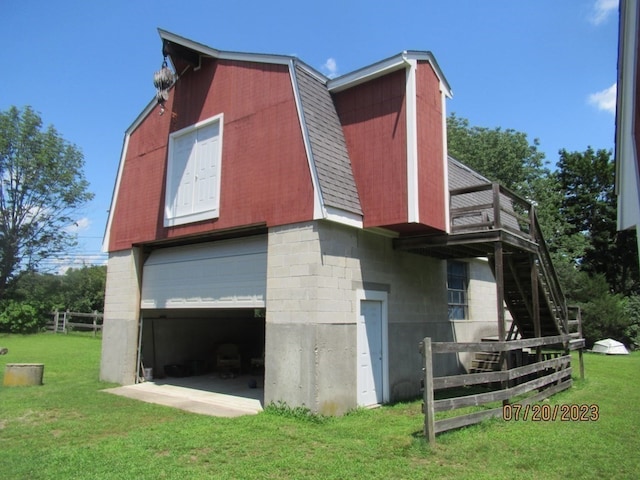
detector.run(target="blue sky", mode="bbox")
[1,0,619,271]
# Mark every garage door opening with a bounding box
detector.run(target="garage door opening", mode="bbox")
[138,308,265,405]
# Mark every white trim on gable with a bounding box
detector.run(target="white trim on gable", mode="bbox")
[328,54,407,93]
[405,59,419,224]
[328,51,452,98]
[102,133,131,252]
[441,84,451,234]
[324,207,364,229]
[103,97,160,252]
[159,29,293,67]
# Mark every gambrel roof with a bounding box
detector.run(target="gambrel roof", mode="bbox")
[103,29,453,250]
[294,64,362,216]
[159,29,363,220]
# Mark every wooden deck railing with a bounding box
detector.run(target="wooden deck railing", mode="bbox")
[449,183,533,237]
[531,212,568,331]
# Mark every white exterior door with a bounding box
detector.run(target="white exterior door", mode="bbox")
[357,291,388,406]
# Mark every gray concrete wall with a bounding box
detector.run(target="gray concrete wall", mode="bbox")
[264,221,458,415]
[100,248,142,384]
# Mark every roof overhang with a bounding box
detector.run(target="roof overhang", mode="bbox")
[327,50,452,97]
[158,29,328,83]
[159,28,292,67]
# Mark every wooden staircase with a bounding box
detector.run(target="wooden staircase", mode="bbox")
[470,351,501,373]
[394,182,581,348]
[496,212,569,339]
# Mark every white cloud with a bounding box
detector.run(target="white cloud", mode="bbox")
[588,83,617,114]
[64,217,91,233]
[322,57,339,79]
[590,0,618,25]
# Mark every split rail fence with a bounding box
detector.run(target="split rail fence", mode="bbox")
[47,310,104,336]
[419,335,584,445]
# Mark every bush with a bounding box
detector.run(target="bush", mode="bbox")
[0,301,46,333]
[557,266,631,347]
[580,292,629,348]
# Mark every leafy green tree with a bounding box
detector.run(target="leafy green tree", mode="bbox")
[0,106,93,297]
[0,266,106,333]
[5,270,64,314]
[60,266,106,313]
[447,113,548,198]
[446,114,585,265]
[556,147,639,295]
[555,264,630,347]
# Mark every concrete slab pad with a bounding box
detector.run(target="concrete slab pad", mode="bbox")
[103,374,264,418]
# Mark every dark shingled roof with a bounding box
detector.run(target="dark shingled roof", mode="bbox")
[295,65,363,216]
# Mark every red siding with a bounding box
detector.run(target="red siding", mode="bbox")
[334,70,408,228]
[109,58,313,252]
[416,61,446,231]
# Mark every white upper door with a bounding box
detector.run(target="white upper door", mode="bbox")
[194,122,220,212]
[357,298,385,406]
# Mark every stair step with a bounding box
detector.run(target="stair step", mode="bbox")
[474,352,500,361]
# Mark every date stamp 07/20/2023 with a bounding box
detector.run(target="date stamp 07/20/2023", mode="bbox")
[502,403,600,422]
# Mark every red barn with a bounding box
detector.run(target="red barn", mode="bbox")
[101,30,577,415]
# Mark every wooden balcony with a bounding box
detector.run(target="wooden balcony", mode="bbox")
[394,183,573,341]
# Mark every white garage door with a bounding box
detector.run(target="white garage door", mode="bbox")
[141,236,267,309]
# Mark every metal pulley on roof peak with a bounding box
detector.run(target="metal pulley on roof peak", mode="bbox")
[153,57,175,114]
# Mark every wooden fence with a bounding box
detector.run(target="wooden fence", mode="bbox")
[420,335,585,445]
[47,310,103,336]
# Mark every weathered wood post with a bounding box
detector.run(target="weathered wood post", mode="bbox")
[531,252,542,364]
[576,308,585,380]
[420,337,435,446]
[494,241,509,405]
[92,310,98,337]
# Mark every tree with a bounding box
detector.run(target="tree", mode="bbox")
[446,114,576,261]
[447,113,548,198]
[446,116,638,343]
[0,266,106,333]
[555,263,631,347]
[556,147,639,295]
[60,266,106,313]
[0,106,93,297]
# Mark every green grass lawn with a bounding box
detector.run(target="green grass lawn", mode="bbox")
[0,333,638,479]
